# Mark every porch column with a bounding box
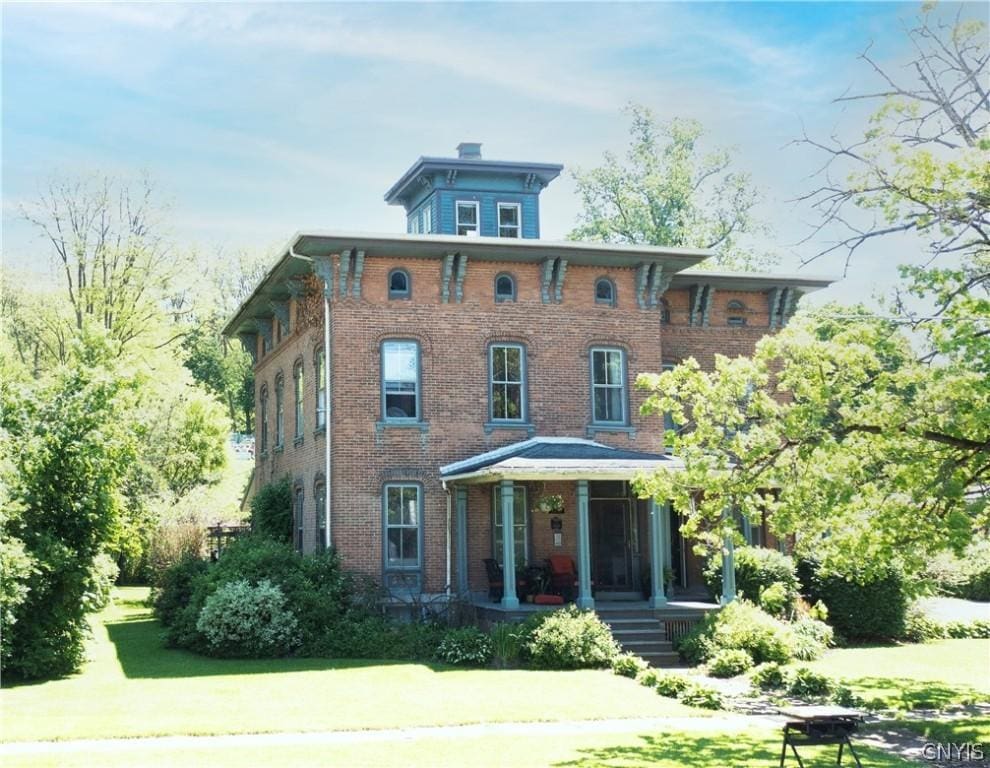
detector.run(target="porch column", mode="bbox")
[721,533,737,605]
[455,486,469,596]
[500,479,519,610]
[648,500,667,608]
[575,480,594,609]
[661,502,673,585]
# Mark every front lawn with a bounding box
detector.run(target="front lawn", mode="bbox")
[798,640,990,710]
[2,727,918,768]
[1,587,703,743]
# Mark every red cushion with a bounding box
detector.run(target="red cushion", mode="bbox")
[533,594,564,605]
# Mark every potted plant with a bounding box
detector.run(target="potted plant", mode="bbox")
[534,494,565,515]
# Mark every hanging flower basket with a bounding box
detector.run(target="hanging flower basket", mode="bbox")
[534,494,565,514]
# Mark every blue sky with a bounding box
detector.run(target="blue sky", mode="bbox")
[2,2,977,302]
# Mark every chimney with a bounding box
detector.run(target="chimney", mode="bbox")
[456,142,482,160]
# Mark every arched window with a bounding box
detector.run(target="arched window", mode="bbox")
[293,482,304,552]
[727,300,747,327]
[388,269,411,300]
[293,359,304,441]
[274,373,285,449]
[494,273,516,303]
[314,347,327,430]
[595,278,616,307]
[659,298,671,325]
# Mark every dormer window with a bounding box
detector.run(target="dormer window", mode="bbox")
[727,300,747,327]
[495,273,516,303]
[497,203,520,238]
[456,201,479,236]
[389,269,411,300]
[595,278,616,307]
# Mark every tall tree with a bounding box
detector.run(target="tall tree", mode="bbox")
[569,104,776,271]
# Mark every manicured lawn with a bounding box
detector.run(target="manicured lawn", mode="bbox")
[879,715,990,743]
[798,639,990,710]
[1,588,703,743]
[2,728,917,768]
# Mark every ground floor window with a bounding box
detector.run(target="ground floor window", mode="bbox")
[384,483,422,591]
[492,485,528,566]
[315,481,326,552]
[294,485,304,552]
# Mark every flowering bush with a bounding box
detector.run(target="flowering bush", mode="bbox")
[436,627,494,666]
[195,579,300,658]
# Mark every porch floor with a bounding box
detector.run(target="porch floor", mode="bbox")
[472,597,718,618]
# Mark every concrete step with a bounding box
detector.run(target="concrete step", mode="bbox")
[610,627,667,638]
[618,640,674,653]
[595,608,655,620]
[603,617,660,629]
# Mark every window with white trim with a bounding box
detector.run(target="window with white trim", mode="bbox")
[259,385,269,453]
[492,485,528,566]
[490,344,525,421]
[591,348,626,424]
[274,374,285,448]
[422,205,432,234]
[456,201,479,236]
[382,340,420,420]
[384,484,421,590]
[497,203,520,238]
[315,480,326,552]
[293,360,304,440]
[315,348,326,429]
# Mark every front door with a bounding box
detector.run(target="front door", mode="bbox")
[590,499,632,590]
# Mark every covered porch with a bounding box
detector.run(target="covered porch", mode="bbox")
[440,437,739,613]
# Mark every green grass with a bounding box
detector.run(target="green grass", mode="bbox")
[877,715,990,744]
[797,639,990,710]
[2,728,918,768]
[1,588,703,743]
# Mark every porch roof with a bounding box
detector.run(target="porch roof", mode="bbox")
[439,437,683,483]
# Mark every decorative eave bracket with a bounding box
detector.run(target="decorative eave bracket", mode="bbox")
[540,257,568,304]
[689,284,714,327]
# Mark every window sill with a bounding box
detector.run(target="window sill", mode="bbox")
[259,450,269,459]
[314,426,326,438]
[586,424,637,438]
[293,436,304,448]
[375,420,430,434]
[484,421,536,436]
[274,445,284,454]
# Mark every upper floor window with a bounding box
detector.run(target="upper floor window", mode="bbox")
[490,344,526,422]
[659,299,671,325]
[382,340,420,421]
[422,205,432,234]
[315,348,327,429]
[456,201,479,236]
[497,203,520,238]
[590,347,626,424]
[409,215,421,234]
[293,360,304,440]
[492,485,528,566]
[388,269,411,300]
[494,273,516,303]
[595,278,616,307]
[259,385,269,453]
[274,374,285,448]
[727,300,747,327]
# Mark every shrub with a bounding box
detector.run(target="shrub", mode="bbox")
[831,684,865,708]
[148,523,204,588]
[153,553,209,629]
[250,477,293,542]
[944,619,990,639]
[489,622,524,668]
[637,668,661,689]
[904,605,946,643]
[758,581,790,617]
[750,662,786,690]
[790,617,833,660]
[798,557,907,642]
[195,579,300,657]
[786,667,833,698]
[706,546,800,614]
[436,627,493,666]
[312,616,445,660]
[611,652,647,678]
[678,600,794,666]
[927,538,990,602]
[969,620,990,638]
[653,671,691,698]
[524,606,619,670]
[83,552,120,612]
[706,648,753,678]
[678,682,723,710]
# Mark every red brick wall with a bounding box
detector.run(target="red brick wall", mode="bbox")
[249,253,778,594]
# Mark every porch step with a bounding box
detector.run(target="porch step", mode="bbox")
[638,651,683,667]
[599,610,682,667]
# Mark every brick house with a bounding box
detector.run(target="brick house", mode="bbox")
[223,143,833,616]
